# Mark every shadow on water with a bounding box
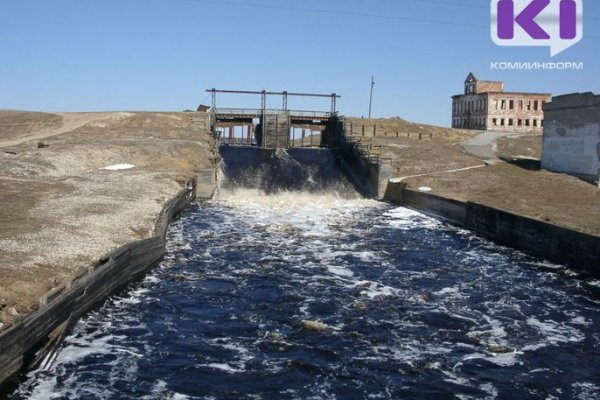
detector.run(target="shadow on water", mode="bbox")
[217,146,363,197]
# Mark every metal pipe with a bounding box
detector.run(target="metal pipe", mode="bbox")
[205,89,340,98]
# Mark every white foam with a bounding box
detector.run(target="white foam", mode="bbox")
[353,281,399,299]
[572,382,600,400]
[462,351,521,367]
[523,317,585,351]
[203,363,244,373]
[434,286,459,296]
[384,206,442,231]
[326,264,354,278]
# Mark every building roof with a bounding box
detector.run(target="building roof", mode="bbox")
[464,72,502,87]
[452,91,551,99]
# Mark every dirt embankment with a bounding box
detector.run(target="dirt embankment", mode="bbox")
[0,111,214,329]
[349,117,600,236]
[345,117,482,177]
[495,134,543,160]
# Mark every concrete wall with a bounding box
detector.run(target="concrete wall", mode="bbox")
[541,92,600,182]
[321,117,392,199]
[385,182,600,275]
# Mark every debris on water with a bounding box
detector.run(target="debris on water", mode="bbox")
[425,362,441,370]
[418,186,432,192]
[488,345,514,354]
[263,331,285,341]
[171,274,203,282]
[300,320,331,332]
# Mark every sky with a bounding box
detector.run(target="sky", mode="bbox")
[0,0,599,127]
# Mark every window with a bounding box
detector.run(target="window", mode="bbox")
[509,100,514,110]
[541,119,544,127]
[493,118,498,126]
[519,100,523,110]
[501,118,505,126]
[494,100,499,110]
[534,100,539,111]
[533,119,538,127]
[518,119,523,126]
[501,100,506,110]
[525,119,530,126]
[526,101,531,111]
[509,119,514,126]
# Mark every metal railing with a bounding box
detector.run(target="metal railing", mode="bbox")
[214,108,333,119]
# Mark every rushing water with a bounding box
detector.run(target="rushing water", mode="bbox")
[11,187,600,400]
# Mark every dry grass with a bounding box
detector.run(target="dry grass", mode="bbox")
[0,111,214,327]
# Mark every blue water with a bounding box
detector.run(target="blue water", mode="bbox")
[12,191,600,400]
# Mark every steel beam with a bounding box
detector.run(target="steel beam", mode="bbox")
[205,89,340,99]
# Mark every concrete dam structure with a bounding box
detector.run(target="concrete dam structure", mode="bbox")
[208,89,339,149]
[208,88,392,199]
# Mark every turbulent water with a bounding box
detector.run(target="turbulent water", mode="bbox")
[11,187,600,400]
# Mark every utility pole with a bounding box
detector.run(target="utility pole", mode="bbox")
[368,76,375,119]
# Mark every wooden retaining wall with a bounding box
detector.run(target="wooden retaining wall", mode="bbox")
[0,178,198,393]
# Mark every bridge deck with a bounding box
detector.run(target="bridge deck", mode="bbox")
[214,108,333,121]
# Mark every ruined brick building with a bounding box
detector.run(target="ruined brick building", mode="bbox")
[452,73,551,132]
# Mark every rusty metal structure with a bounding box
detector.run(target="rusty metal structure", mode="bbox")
[206,89,340,148]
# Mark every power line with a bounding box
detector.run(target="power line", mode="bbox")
[175,0,600,39]
[400,0,600,21]
[176,0,489,29]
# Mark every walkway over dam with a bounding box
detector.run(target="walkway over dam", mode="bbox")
[207,89,340,148]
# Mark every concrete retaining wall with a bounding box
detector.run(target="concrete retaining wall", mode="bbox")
[385,182,600,274]
[0,178,200,394]
[541,92,600,182]
[322,116,392,199]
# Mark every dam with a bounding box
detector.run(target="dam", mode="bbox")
[8,144,600,400]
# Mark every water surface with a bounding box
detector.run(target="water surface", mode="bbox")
[12,190,600,399]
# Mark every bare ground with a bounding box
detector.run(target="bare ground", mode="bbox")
[496,134,543,160]
[349,117,600,235]
[0,111,214,329]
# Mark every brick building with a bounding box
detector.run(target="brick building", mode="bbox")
[452,73,551,132]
